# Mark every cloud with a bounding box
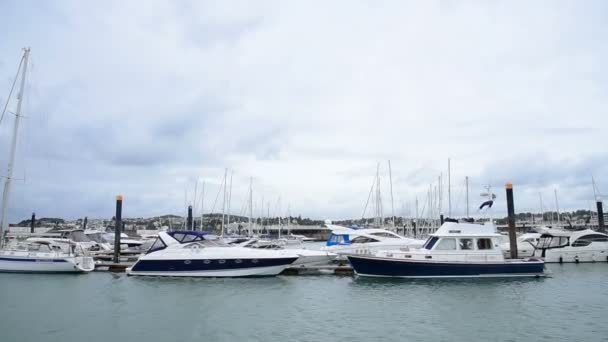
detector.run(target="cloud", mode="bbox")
[0,0,607,222]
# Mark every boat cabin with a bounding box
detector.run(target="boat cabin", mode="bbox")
[536,229,608,250]
[147,231,224,254]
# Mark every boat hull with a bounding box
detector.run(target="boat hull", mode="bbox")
[127,257,298,277]
[535,247,608,263]
[0,255,94,273]
[347,255,545,278]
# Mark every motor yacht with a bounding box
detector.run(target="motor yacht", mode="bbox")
[0,239,94,273]
[321,224,425,257]
[532,227,608,263]
[239,238,337,266]
[127,231,299,277]
[347,221,545,278]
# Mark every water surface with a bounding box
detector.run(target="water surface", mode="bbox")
[1,264,607,341]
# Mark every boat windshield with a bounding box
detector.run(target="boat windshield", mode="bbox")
[537,235,569,249]
[146,238,167,253]
[69,231,92,242]
[423,237,439,250]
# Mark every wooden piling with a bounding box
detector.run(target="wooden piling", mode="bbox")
[30,212,35,233]
[113,195,123,264]
[506,183,518,259]
[187,205,193,230]
[597,201,605,232]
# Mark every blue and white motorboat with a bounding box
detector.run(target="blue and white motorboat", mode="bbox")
[347,221,545,278]
[127,231,299,277]
[321,224,425,257]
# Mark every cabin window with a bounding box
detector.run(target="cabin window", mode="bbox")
[476,238,493,250]
[435,238,457,250]
[571,234,608,247]
[459,238,473,250]
[147,238,167,253]
[350,236,380,244]
[423,237,439,250]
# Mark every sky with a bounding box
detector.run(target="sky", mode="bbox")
[0,0,607,222]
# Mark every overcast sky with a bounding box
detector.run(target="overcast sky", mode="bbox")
[1,1,607,222]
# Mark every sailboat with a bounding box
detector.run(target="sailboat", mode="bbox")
[0,48,94,273]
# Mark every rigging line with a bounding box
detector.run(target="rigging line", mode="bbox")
[0,54,25,126]
[361,175,376,220]
[210,178,225,214]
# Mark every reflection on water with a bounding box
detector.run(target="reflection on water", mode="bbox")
[0,263,607,342]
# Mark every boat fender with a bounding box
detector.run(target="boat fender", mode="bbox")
[559,256,563,264]
[574,256,579,264]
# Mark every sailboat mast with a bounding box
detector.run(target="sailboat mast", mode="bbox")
[539,193,544,223]
[227,170,233,228]
[287,204,291,235]
[554,188,560,226]
[1,48,30,245]
[388,160,395,228]
[465,176,469,217]
[448,158,452,217]
[221,168,227,236]
[200,181,205,230]
[248,177,253,236]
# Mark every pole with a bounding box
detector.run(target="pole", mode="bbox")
[506,183,517,259]
[0,48,30,246]
[113,195,123,263]
[83,216,88,231]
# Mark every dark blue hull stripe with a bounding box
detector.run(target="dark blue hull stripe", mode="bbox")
[131,257,298,272]
[347,256,544,277]
[0,257,68,262]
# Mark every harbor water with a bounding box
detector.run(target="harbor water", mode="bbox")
[1,263,607,342]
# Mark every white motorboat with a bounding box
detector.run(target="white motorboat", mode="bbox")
[347,221,545,278]
[321,224,425,257]
[85,230,146,250]
[532,227,608,263]
[0,239,94,273]
[239,238,337,266]
[127,231,299,277]
[288,233,315,242]
[501,233,541,258]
